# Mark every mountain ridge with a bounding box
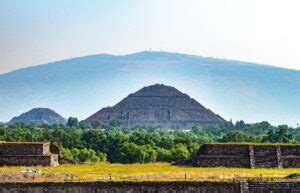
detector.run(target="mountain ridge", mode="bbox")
[2,51,299,76]
[0,51,299,125]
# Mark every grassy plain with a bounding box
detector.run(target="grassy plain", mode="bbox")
[0,162,299,182]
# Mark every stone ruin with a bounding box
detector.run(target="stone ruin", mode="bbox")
[195,143,300,168]
[2,181,300,192]
[83,84,225,129]
[0,141,60,166]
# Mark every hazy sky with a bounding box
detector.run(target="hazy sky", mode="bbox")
[1,0,300,74]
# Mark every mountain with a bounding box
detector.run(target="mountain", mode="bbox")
[0,51,299,125]
[8,108,67,125]
[83,84,225,129]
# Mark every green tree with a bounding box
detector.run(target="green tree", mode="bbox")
[156,147,172,162]
[170,144,190,164]
[67,117,79,128]
[218,132,261,142]
[118,142,144,163]
[71,148,100,162]
[81,129,106,152]
[60,147,74,160]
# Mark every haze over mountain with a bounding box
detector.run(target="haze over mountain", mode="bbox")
[83,84,225,129]
[8,108,66,125]
[0,51,299,126]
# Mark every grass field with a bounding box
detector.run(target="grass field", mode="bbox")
[0,162,299,182]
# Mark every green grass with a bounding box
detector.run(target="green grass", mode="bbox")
[0,162,299,182]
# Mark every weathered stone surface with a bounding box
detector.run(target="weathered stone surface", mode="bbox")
[0,142,59,166]
[246,181,300,193]
[0,142,50,156]
[195,143,300,168]
[0,155,59,167]
[0,181,241,193]
[195,144,251,168]
[1,181,300,193]
[84,84,225,129]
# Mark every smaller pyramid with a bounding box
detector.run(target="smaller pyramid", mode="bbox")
[9,108,67,125]
[84,84,225,129]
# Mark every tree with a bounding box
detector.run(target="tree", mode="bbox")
[218,132,261,142]
[60,147,74,160]
[0,126,6,139]
[158,135,174,149]
[117,142,157,163]
[70,148,100,162]
[156,148,172,162]
[67,117,79,128]
[105,128,128,162]
[187,142,200,159]
[262,126,293,143]
[118,142,144,163]
[97,152,107,161]
[258,121,272,130]
[235,120,246,130]
[170,144,190,164]
[81,129,106,152]
[78,148,100,162]
[140,145,157,162]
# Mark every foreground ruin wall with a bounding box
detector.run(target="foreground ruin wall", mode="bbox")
[1,181,300,193]
[0,142,59,166]
[0,181,241,193]
[244,181,300,193]
[195,144,300,168]
[0,155,58,166]
[0,143,50,155]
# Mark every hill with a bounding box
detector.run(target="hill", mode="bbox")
[8,108,66,125]
[83,84,225,129]
[0,51,299,125]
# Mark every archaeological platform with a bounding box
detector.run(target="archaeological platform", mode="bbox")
[0,141,59,166]
[195,143,300,168]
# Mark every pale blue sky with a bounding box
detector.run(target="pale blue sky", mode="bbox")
[1,0,300,73]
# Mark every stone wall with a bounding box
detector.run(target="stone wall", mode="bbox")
[280,145,300,168]
[195,143,300,168]
[0,155,59,167]
[253,146,279,168]
[244,181,300,193]
[0,181,240,193]
[1,181,300,193]
[198,144,250,155]
[196,155,250,168]
[0,142,59,166]
[196,144,251,168]
[0,143,49,156]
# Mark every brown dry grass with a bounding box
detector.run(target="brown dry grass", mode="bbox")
[0,162,299,182]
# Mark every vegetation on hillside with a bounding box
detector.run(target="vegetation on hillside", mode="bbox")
[0,119,299,164]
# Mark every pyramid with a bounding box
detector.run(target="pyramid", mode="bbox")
[9,108,66,125]
[84,84,225,129]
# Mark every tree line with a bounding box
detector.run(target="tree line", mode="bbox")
[0,119,299,164]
